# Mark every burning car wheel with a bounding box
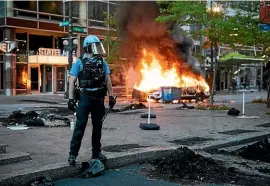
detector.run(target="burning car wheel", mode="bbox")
[195,93,205,103]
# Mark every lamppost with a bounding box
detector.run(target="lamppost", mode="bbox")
[63,37,79,99]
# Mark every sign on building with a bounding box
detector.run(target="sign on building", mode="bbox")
[0,42,17,53]
[38,48,61,56]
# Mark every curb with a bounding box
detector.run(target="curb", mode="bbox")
[0,146,177,186]
[0,152,32,165]
[200,133,270,151]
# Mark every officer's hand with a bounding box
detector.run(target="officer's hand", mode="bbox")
[109,96,116,108]
[68,99,76,111]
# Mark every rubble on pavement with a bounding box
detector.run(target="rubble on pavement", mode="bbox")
[0,110,70,127]
[144,147,270,186]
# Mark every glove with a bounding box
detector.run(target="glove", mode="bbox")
[109,96,116,108]
[68,99,76,111]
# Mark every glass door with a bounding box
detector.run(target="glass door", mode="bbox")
[56,67,65,92]
[45,65,53,92]
[29,65,40,93]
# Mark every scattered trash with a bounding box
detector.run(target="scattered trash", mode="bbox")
[110,103,147,112]
[227,108,240,116]
[70,119,75,130]
[0,110,70,127]
[7,124,29,130]
[176,103,195,110]
[29,176,54,186]
[79,159,105,178]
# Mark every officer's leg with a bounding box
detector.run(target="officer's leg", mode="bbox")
[90,98,105,159]
[69,95,91,158]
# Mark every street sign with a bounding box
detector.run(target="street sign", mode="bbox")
[259,23,270,31]
[59,20,70,27]
[0,42,17,53]
[72,26,87,33]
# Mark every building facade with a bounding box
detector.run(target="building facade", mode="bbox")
[0,0,117,95]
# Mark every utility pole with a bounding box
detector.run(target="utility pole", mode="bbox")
[210,0,215,105]
[64,0,73,99]
[2,39,26,96]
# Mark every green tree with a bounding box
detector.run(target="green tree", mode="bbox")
[157,1,235,104]
[156,1,270,104]
[103,12,120,65]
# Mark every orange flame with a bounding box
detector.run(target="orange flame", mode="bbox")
[134,49,209,93]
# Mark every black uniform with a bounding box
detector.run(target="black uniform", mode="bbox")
[69,56,107,160]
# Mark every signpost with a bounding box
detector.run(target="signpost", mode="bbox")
[259,23,270,31]
[59,1,73,99]
[72,26,87,33]
[59,20,70,27]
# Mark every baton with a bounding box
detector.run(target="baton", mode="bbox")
[102,96,117,122]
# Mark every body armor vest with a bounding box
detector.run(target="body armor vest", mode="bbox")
[78,56,106,89]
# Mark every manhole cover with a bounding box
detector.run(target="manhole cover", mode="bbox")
[257,123,270,128]
[102,127,118,131]
[102,144,149,152]
[168,137,213,146]
[219,129,258,135]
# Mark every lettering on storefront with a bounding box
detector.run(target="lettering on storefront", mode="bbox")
[38,48,61,56]
[0,43,6,52]
[0,42,17,53]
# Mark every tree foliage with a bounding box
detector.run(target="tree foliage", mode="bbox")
[156,1,270,57]
[103,12,120,64]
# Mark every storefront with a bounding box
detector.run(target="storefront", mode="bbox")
[27,47,76,94]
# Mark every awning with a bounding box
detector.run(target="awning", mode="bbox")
[28,55,77,65]
[219,52,264,66]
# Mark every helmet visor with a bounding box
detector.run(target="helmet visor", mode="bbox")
[91,42,107,57]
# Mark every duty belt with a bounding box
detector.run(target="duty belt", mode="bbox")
[80,88,106,98]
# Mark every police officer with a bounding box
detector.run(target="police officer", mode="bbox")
[67,35,116,165]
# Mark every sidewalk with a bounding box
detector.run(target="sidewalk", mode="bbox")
[0,101,270,178]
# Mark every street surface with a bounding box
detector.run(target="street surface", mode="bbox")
[0,91,269,185]
[55,165,180,186]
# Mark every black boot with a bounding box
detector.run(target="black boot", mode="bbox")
[68,155,76,166]
[92,151,107,161]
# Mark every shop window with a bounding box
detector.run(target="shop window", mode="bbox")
[0,1,5,17]
[13,1,37,18]
[39,1,62,15]
[16,33,27,55]
[64,1,79,18]
[109,3,116,16]
[88,1,107,24]
[39,1,64,21]
[29,35,53,55]
[16,63,27,89]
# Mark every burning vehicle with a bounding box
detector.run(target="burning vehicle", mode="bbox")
[131,49,210,103]
[116,1,210,103]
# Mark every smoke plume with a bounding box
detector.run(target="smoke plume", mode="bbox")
[116,1,204,76]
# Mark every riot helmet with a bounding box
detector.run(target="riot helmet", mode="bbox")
[83,35,106,57]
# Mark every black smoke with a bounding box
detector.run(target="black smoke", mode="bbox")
[116,1,204,76]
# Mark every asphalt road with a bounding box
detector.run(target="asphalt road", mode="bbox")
[54,165,228,186]
[54,165,180,186]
